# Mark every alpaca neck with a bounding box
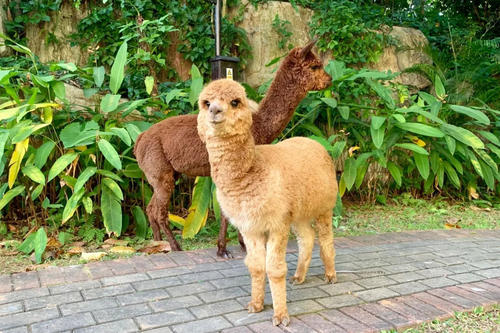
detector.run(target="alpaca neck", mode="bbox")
[252,64,308,144]
[206,133,256,190]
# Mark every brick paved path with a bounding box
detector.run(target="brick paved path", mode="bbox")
[0,229,499,333]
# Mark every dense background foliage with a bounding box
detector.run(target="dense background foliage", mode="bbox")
[0,0,498,259]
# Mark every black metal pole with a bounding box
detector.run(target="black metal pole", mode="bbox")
[214,0,221,57]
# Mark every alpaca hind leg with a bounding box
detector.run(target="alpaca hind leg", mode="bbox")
[290,222,315,285]
[238,231,246,252]
[217,214,232,258]
[316,211,336,283]
[242,232,266,313]
[266,231,290,326]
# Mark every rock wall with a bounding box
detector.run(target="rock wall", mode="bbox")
[0,0,9,56]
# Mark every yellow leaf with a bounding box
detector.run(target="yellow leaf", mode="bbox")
[182,176,211,239]
[409,135,426,147]
[444,223,461,229]
[41,107,53,124]
[468,185,479,200]
[0,100,16,109]
[169,214,186,226]
[81,252,106,261]
[76,145,87,152]
[348,146,360,157]
[33,102,61,110]
[339,175,346,197]
[8,138,29,188]
[109,246,136,254]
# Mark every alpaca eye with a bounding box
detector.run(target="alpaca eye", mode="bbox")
[204,100,210,107]
[231,99,240,107]
[311,65,321,70]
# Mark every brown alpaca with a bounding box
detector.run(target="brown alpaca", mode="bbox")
[197,79,338,326]
[134,41,331,256]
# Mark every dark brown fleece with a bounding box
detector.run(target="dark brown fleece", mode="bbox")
[134,41,331,253]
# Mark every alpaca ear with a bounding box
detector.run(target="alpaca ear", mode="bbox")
[299,39,317,58]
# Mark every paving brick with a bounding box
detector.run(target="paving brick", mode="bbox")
[179,270,224,284]
[133,276,182,291]
[12,272,40,290]
[63,265,92,283]
[389,281,428,295]
[60,297,118,316]
[485,277,500,287]
[417,268,452,279]
[198,287,248,303]
[399,296,447,319]
[0,327,28,333]
[136,309,195,330]
[191,299,243,319]
[420,277,457,289]
[461,281,500,299]
[225,309,273,326]
[24,291,82,311]
[0,275,12,293]
[0,308,59,330]
[340,305,393,331]
[287,287,329,301]
[221,326,253,333]
[288,299,324,315]
[357,276,397,288]
[469,260,500,269]
[49,280,101,295]
[412,292,463,313]
[74,319,138,333]
[247,321,284,333]
[378,298,430,324]
[355,287,399,302]
[389,271,425,283]
[167,252,197,266]
[296,313,346,333]
[319,309,370,332]
[316,294,362,308]
[361,302,410,327]
[82,284,135,300]
[116,289,170,305]
[444,285,497,305]
[172,316,232,333]
[148,254,178,269]
[93,303,151,323]
[0,302,23,316]
[211,275,251,289]
[167,282,215,297]
[150,295,203,312]
[101,273,149,286]
[385,264,420,274]
[426,289,476,308]
[31,312,95,333]
[219,267,249,278]
[0,287,49,305]
[106,260,137,275]
[476,268,500,278]
[449,273,484,283]
[318,281,364,296]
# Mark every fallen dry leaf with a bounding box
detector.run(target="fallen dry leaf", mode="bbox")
[67,246,84,255]
[7,224,16,232]
[70,241,86,247]
[104,239,129,246]
[81,252,106,261]
[139,241,171,254]
[3,251,19,256]
[101,244,113,250]
[47,238,62,249]
[444,223,461,229]
[110,246,136,254]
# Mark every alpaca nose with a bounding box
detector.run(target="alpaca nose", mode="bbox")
[209,104,223,116]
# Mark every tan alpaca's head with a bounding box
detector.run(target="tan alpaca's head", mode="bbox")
[197,79,252,141]
[282,39,331,91]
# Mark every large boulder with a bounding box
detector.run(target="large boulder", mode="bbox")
[0,0,9,56]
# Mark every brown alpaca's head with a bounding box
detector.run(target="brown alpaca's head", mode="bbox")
[197,79,252,141]
[281,40,331,91]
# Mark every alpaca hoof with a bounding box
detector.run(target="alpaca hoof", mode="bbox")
[217,249,234,259]
[272,313,290,326]
[247,301,264,313]
[324,272,337,283]
[290,275,305,285]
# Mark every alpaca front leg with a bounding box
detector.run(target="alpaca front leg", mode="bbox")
[266,232,290,326]
[217,214,232,258]
[243,232,266,313]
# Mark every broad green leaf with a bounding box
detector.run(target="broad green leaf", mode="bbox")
[183,177,212,239]
[31,184,43,200]
[0,131,9,163]
[395,143,429,155]
[57,62,77,72]
[0,105,23,121]
[479,130,500,146]
[478,160,495,190]
[355,161,369,189]
[122,163,143,178]
[58,232,73,245]
[437,163,444,187]
[392,114,406,123]
[396,122,444,137]
[371,116,386,130]
[18,232,36,254]
[110,127,131,146]
[97,139,122,170]
[325,60,346,80]
[8,138,29,188]
[444,136,456,155]
[418,91,439,105]
[74,167,97,193]
[338,106,349,120]
[366,78,395,109]
[22,165,45,184]
[34,227,48,264]
[82,197,93,214]
[62,188,85,224]
[441,124,484,149]
[371,124,385,149]
[101,185,122,236]
[110,42,128,94]
[132,206,148,239]
[414,153,430,180]
[93,66,105,88]
[434,74,446,100]
[487,143,500,159]
[475,149,498,173]
[449,105,490,125]
[34,141,55,168]
[331,141,346,159]
[443,161,460,189]
[97,169,123,182]
[47,152,78,182]
[145,76,154,95]
[189,64,203,107]
[321,97,337,109]
[338,174,346,197]
[343,157,357,191]
[103,177,123,200]
[0,185,25,211]
[100,94,121,113]
[301,123,324,137]
[467,150,483,178]
[51,81,66,100]
[309,136,332,152]
[387,161,402,186]
[11,123,49,144]
[60,121,98,148]
[125,123,141,142]
[165,89,183,105]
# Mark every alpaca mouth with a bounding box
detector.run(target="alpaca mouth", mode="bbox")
[209,119,225,125]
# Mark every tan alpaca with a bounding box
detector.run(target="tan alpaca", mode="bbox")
[197,79,337,326]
